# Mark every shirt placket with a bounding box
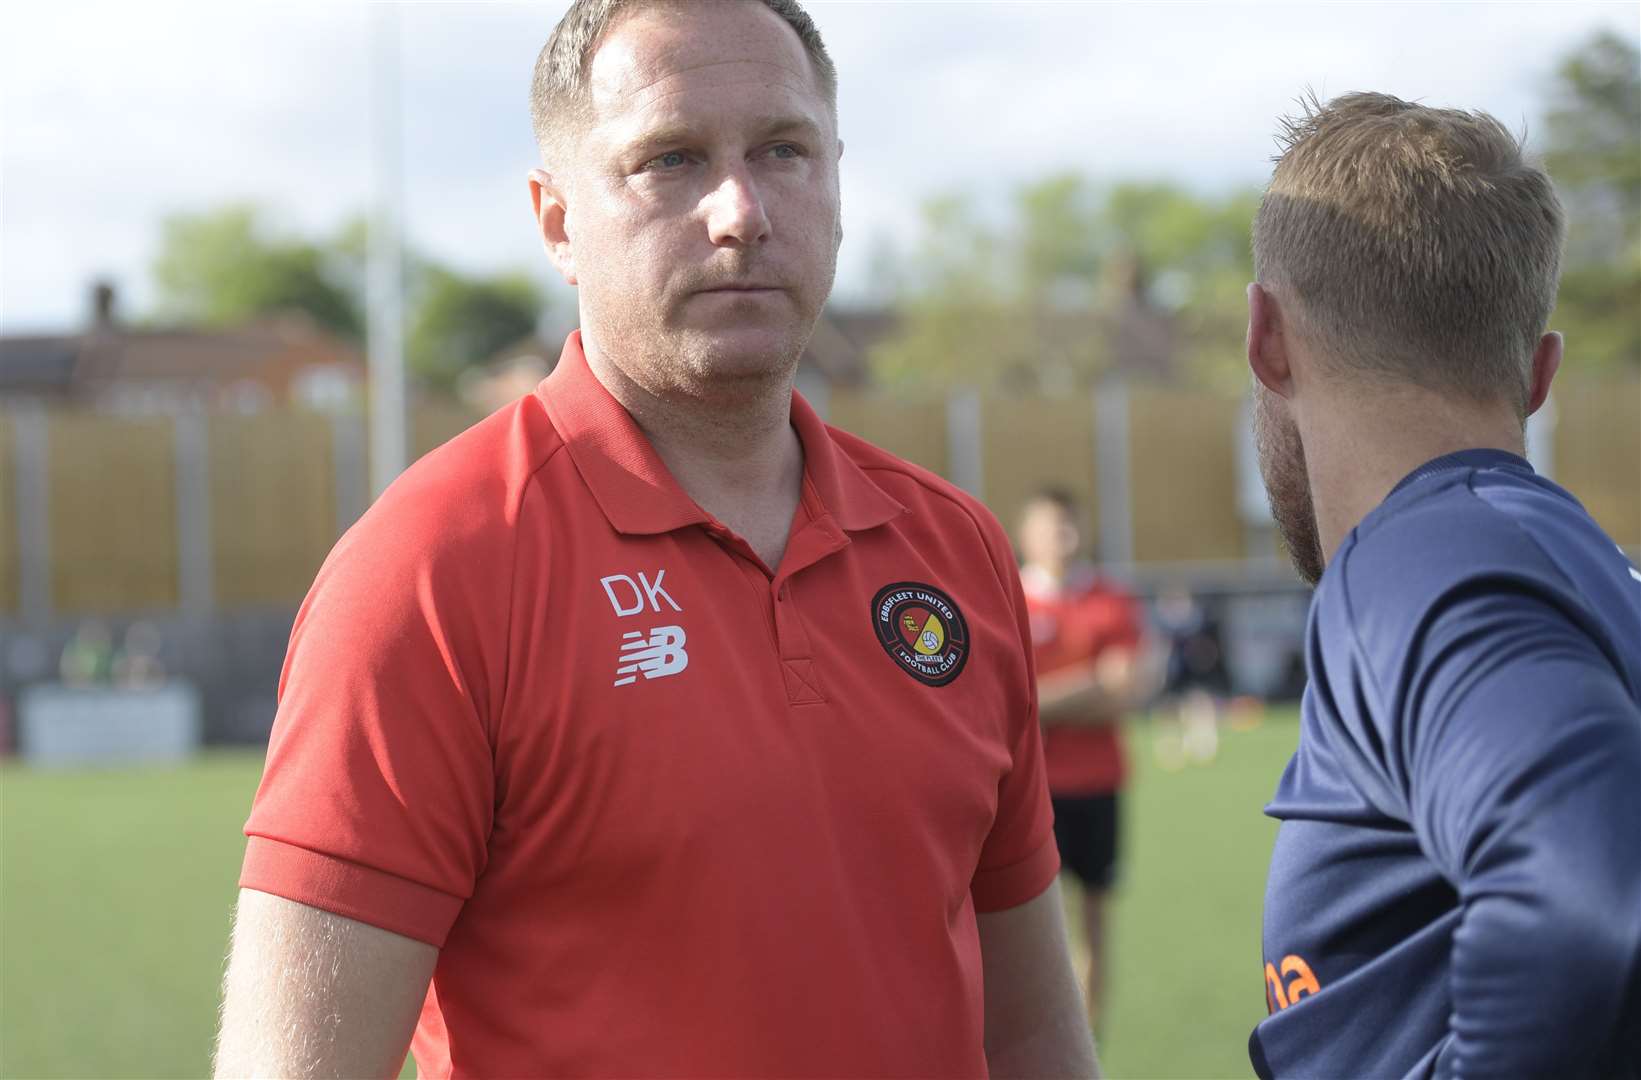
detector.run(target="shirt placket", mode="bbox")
[698,493,851,707]
[770,512,849,707]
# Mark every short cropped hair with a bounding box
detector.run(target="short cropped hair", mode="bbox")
[529,0,838,156]
[1026,487,1080,516]
[1253,92,1565,411]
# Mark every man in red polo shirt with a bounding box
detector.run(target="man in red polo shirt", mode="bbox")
[212,2,1096,1077]
[1017,489,1146,1037]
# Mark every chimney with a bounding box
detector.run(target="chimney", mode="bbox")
[90,280,117,331]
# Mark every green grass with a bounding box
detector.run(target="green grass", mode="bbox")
[2,753,258,1078]
[1,713,1297,1079]
[1096,712,1293,1077]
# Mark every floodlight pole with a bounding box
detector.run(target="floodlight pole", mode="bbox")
[367,2,408,500]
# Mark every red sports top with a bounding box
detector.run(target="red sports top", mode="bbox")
[240,332,1058,1078]
[1021,565,1144,796]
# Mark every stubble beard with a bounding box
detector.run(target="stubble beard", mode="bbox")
[664,212,840,398]
[1253,384,1326,586]
[581,201,841,408]
[629,256,833,404]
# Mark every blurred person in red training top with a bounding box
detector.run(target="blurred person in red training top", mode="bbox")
[1017,488,1147,1035]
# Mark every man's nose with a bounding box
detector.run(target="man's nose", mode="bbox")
[704,168,771,247]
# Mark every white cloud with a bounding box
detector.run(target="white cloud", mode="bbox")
[2,1,376,329]
[1,0,1630,331]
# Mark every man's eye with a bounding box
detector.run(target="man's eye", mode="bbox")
[770,144,800,159]
[644,151,689,171]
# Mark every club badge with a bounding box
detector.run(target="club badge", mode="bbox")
[871,581,971,687]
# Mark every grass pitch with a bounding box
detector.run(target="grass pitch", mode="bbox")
[1,711,1295,1078]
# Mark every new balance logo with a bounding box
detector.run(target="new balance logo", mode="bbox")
[613,626,689,687]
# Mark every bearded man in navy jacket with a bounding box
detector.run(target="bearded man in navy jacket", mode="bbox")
[1244,91,1641,1079]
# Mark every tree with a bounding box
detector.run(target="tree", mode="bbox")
[151,205,362,339]
[870,177,1258,391]
[407,267,544,390]
[150,204,550,393]
[1090,183,1258,390]
[1542,30,1640,371]
[869,193,1024,388]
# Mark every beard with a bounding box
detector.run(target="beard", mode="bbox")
[1252,383,1325,586]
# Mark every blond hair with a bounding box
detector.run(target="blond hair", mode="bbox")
[1253,92,1565,411]
[529,0,837,157]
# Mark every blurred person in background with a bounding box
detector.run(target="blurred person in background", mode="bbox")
[214,1,1096,1077]
[1017,488,1146,1039]
[1247,91,1641,1077]
[112,621,166,689]
[58,620,114,687]
[1152,584,1226,767]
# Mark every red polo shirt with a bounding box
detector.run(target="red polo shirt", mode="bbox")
[240,332,1058,1078]
[1023,565,1144,796]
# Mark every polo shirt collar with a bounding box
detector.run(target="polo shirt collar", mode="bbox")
[538,331,904,537]
[788,384,906,533]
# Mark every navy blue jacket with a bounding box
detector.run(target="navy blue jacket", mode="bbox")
[1252,449,1641,1079]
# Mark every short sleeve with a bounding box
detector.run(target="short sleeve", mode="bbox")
[240,479,512,948]
[969,513,1060,912]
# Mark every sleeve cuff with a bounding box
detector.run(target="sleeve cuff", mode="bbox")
[239,835,465,948]
[970,833,1061,913]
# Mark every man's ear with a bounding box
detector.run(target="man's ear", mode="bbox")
[529,168,576,286]
[1246,282,1294,399]
[1525,331,1561,416]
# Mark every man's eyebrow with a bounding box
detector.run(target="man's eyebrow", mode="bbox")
[751,114,824,140]
[624,114,824,155]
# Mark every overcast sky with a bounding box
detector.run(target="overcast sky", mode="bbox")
[2,1,1633,334]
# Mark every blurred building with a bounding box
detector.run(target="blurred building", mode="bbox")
[0,282,364,414]
[1096,251,1179,384]
[992,254,1181,393]
[456,334,558,416]
[802,307,894,389]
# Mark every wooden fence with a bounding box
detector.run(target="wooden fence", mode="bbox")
[2,376,1636,619]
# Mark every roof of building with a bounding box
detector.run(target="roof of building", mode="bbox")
[0,291,362,401]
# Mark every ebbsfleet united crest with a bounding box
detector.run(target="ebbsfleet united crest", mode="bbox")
[870,581,971,687]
